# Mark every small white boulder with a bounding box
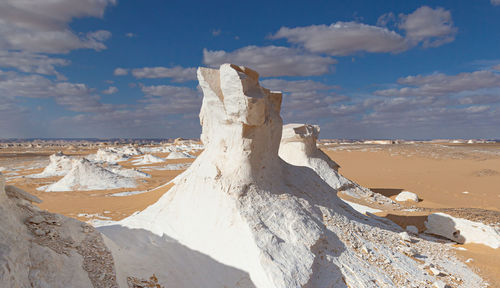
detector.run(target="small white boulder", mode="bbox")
[395,191,419,202]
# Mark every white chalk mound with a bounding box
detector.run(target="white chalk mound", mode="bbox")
[0,172,118,287]
[395,191,419,202]
[165,151,194,159]
[279,123,396,207]
[86,149,129,164]
[41,159,136,192]
[132,154,164,165]
[29,152,73,178]
[106,164,151,178]
[102,64,483,288]
[425,213,500,248]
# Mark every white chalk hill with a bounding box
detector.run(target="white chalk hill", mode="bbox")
[102,64,483,287]
[29,151,73,178]
[42,159,136,192]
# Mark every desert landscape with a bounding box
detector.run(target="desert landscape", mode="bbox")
[1,1,500,287]
[1,64,499,287]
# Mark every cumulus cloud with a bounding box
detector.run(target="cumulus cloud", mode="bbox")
[0,51,69,78]
[0,70,109,113]
[203,46,337,77]
[261,79,349,121]
[114,68,129,76]
[271,22,407,56]
[102,86,118,95]
[140,85,202,115]
[270,6,456,56]
[375,70,500,97]
[398,6,457,48]
[131,66,197,82]
[0,0,115,54]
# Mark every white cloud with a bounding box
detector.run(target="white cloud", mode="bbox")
[203,46,337,77]
[102,86,118,94]
[491,0,500,6]
[125,33,137,38]
[261,79,348,121]
[271,22,407,56]
[375,70,500,97]
[131,66,197,82]
[114,68,129,76]
[211,29,221,36]
[0,70,109,113]
[377,12,396,27]
[0,0,115,53]
[399,6,457,48]
[0,51,69,78]
[140,85,202,114]
[493,64,500,71]
[270,6,456,56]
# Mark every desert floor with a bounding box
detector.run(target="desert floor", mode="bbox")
[324,143,500,287]
[1,143,499,286]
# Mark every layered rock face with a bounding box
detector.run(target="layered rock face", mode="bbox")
[0,172,118,288]
[113,64,483,288]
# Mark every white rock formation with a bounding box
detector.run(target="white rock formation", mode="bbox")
[106,165,151,178]
[425,213,500,248]
[279,123,396,207]
[279,124,340,171]
[0,172,118,287]
[102,64,483,288]
[132,154,164,165]
[41,159,136,192]
[86,149,129,164]
[165,151,194,159]
[29,152,73,178]
[395,191,419,202]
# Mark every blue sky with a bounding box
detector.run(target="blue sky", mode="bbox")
[1,0,500,139]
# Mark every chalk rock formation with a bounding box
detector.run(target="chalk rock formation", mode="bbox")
[165,151,194,159]
[103,64,483,288]
[425,213,500,248]
[279,123,396,207]
[86,149,129,164]
[41,159,136,192]
[0,172,118,287]
[132,154,164,165]
[29,152,73,178]
[395,191,419,202]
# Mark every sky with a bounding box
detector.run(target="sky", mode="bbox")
[1,0,500,140]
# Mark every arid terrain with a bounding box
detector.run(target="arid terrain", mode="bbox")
[324,142,500,286]
[1,140,499,286]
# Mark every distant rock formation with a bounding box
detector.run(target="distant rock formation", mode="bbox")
[279,123,397,207]
[40,159,136,192]
[106,64,483,287]
[28,151,73,178]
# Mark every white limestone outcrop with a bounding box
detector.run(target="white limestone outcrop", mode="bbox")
[40,159,136,192]
[132,154,165,165]
[28,152,73,178]
[279,123,396,207]
[395,191,419,202]
[425,213,500,248]
[0,172,118,287]
[102,64,483,288]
